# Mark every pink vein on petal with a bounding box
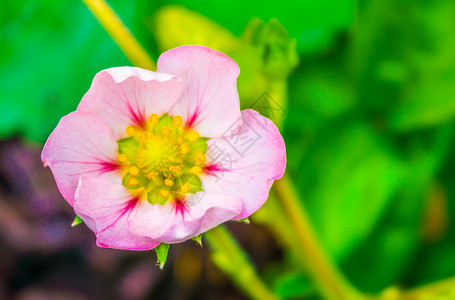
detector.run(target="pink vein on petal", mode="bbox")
[98,198,139,235]
[120,84,145,127]
[174,200,189,219]
[105,84,144,127]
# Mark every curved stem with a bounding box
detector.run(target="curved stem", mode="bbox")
[399,276,455,300]
[82,0,156,70]
[205,226,279,300]
[273,174,369,300]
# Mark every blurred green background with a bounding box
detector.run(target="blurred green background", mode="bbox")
[1,0,455,299]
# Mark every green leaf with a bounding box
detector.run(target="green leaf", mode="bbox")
[352,0,455,130]
[152,5,240,54]
[71,216,83,227]
[290,121,405,261]
[155,243,170,270]
[286,59,356,133]
[340,179,427,292]
[273,272,315,299]
[404,135,455,286]
[340,124,453,292]
[0,0,150,142]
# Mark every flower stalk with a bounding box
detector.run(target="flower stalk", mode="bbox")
[398,276,455,300]
[205,226,279,300]
[82,0,156,70]
[273,175,367,300]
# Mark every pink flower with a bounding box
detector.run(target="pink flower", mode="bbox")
[41,46,286,250]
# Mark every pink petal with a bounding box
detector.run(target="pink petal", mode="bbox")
[128,191,242,244]
[74,177,159,250]
[157,46,241,138]
[202,109,286,219]
[41,111,120,205]
[77,67,183,139]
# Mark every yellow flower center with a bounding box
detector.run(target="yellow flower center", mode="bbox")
[116,114,207,205]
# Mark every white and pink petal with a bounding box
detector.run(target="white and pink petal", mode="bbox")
[77,67,183,139]
[201,109,286,219]
[128,191,242,244]
[157,46,242,138]
[41,111,120,205]
[74,177,159,250]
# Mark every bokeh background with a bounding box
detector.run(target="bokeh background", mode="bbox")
[2,0,455,299]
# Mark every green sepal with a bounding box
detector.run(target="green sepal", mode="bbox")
[71,216,83,227]
[155,243,170,270]
[192,234,203,247]
[237,218,250,224]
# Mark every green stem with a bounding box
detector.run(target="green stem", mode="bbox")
[82,0,156,70]
[398,276,455,300]
[265,74,367,299]
[205,226,279,300]
[273,175,369,300]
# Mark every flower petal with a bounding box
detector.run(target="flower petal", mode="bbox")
[128,191,242,244]
[74,177,159,250]
[157,45,241,138]
[41,111,120,205]
[202,109,286,219]
[77,67,183,139]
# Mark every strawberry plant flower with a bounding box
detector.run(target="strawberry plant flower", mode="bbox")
[42,45,286,250]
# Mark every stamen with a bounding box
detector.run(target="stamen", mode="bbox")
[169,166,182,173]
[138,132,147,142]
[160,189,170,198]
[172,116,183,127]
[190,166,202,174]
[129,166,140,176]
[176,136,184,145]
[149,114,159,125]
[136,186,146,194]
[126,125,136,136]
[127,176,139,186]
[147,172,159,179]
[181,143,190,154]
[181,183,190,193]
[187,131,199,142]
[164,179,174,187]
[195,152,206,162]
[161,126,171,135]
[117,154,128,163]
